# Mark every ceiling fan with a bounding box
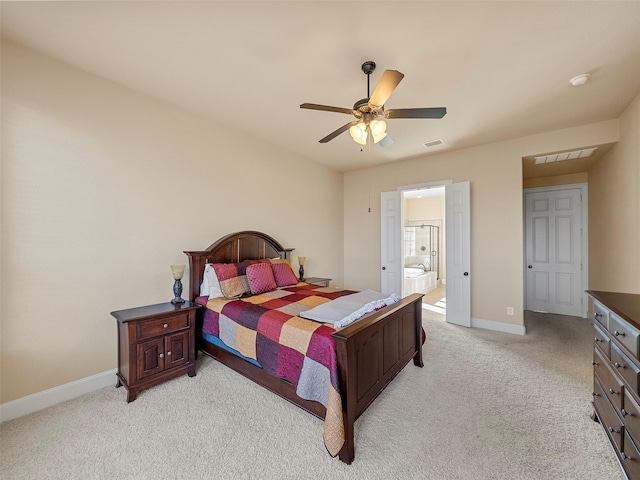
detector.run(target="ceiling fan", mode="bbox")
[300,61,446,147]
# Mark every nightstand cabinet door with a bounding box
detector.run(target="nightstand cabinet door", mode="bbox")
[138,337,164,379]
[165,331,189,369]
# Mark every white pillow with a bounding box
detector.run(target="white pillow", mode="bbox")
[203,263,223,299]
[199,265,210,297]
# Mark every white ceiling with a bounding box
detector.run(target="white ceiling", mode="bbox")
[2,1,639,173]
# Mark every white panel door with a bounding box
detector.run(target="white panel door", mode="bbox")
[380,191,402,295]
[525,188,582,316]
[445,182,471,327]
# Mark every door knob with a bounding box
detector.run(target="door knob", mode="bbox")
[463,272,469,276]
[528,265,533,269]
[382,266,386,270]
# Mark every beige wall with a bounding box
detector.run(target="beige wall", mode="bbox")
[523,172,588,189]
[588,92,640,293]
[0,42,344,403]
[405,196,445,222]
[344,121,620,329]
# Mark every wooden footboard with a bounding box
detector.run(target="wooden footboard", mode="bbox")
[333,293,424,464]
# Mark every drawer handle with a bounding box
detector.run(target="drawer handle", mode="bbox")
[609,426,621,434]
[167,351,172,356]
[594,337,600,343]
[614,362,625,369]
[609,388,619,395]
[159,353,164,358]
[592,392,600,397]
[163,323,169,329]
[592,361,599,366]
[614,330,626,337]
[622,453,629,460]
[594,312,602,318]
[622,409,629,417]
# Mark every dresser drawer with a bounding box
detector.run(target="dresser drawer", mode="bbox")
[610,312,640,358]
[594,378,624,453]
[594,347,624,411]
[593,301,610,329]
[623,430,640,479]
[624,389,640,441]
[137,313,189,340]
[612,343,640,396]
[594,323,611,358]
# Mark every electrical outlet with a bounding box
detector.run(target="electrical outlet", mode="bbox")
[507,307,514,316]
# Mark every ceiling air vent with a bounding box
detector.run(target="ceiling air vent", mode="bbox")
[534,147,597,165]
[424,139,444,148]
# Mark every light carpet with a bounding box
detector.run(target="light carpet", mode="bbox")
[0,310,623,479]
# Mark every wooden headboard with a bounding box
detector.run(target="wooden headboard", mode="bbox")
[183,231,292,302]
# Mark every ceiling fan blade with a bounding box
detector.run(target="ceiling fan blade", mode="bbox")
[385,107,447,119]
[300,103,354,115]
[319,122,355,143]
[369,70,404,107]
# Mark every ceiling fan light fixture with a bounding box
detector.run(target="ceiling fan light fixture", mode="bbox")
[349,122,368,145]
[370,119,387,143]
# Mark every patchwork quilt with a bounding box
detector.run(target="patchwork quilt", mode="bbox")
[197,283,358,456]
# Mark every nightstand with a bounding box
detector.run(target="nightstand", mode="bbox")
[304,277,332,287]
[111,302,200,402]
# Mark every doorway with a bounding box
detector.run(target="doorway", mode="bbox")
[381,181,471,327]
[402,187,446,315]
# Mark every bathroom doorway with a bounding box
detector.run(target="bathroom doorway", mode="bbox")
[402,186,446,316]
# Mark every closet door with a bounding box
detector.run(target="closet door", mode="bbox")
[525,187,583,316]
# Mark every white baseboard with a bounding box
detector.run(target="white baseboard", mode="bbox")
[0,369,117,423]
[471,317,527,335]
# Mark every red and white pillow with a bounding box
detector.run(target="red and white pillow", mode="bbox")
[246,263,278,294]
[272,262,299,287]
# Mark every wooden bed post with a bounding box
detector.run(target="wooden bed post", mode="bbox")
[332,293,424,464]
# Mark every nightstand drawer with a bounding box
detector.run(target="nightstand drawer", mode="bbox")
[138,313,189,340]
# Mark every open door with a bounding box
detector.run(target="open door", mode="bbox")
[445,181,471,327]
[380,191,402,295]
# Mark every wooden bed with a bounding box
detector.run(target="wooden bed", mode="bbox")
[184,231,424,464]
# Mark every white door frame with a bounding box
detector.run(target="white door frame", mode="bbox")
[523,183,588,318]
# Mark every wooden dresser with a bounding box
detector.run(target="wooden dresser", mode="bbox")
[588,291,640,479]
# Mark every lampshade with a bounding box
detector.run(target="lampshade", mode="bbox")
[349,122,368,145]
[298,256,306,266]
[349,119,388,145]
[370,119,387,143]
[170,264,185,280]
